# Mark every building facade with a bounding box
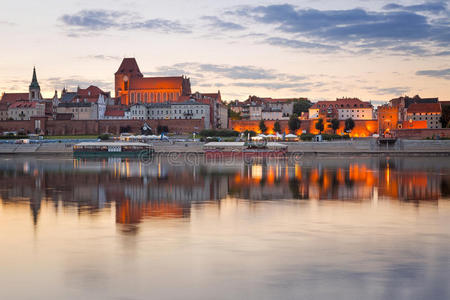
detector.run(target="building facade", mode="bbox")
[129,100,211,129]
[115,58,191,105]
[8,101,45,120]
[405,103,442,129]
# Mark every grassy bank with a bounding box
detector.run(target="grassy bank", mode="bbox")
[44,135,99,140]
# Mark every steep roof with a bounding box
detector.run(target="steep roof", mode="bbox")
[77,85,107,97]
[407,103,441,114]
[61,92,77,103]
[58,102,92,107]
[29,67,40,89]
[1,93,29,105]
[9,101,40,108]
[115,58,143,77]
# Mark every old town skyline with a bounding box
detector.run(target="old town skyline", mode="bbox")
[0,0,449,103]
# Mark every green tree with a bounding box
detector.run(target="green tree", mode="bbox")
[331,118,340,134]
[273,120,281,133]
[228,108,242,120]
[259,120,267,133]
[315,118,324,134]
[344,118,355,132]
[293,99,312,115]
[288,114,301,133]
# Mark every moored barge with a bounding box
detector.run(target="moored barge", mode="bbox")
[204,141,287,159]
[73,142,154,157]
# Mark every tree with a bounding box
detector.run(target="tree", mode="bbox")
[315,118,324,134]
[293,99,312,115]
[228,108,242,120]
[331,118,340,134]
[288,114,301,133]
[345,118,355,132]
[273,120,281,133]
[259,120,267,133]
[440,105,450,128]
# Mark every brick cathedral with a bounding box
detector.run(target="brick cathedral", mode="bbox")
[115,58,191,105]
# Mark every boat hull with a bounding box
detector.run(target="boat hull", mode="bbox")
[73,150,154,158]
[205,150,287,159]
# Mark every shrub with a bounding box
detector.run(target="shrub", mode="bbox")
[300,133,315,141]
[98,134,110,140]
[199,129,239,137]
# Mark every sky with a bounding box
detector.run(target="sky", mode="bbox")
[0,0,449,104]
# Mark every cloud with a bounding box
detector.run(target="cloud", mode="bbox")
[264,37,340,51]
[365,86,411,95]
[143,62,313,96]
[202,16,245,31]
[80,55,122,61]
[228,4,450,55]
[383,1,448,13]
[45,76,113,91]
[60,10,190,34]
[416,68,450,79]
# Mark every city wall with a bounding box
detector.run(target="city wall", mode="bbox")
[229,119,378,137]
[0,118,206,135]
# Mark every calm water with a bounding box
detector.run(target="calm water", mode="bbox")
[0,155,449,300]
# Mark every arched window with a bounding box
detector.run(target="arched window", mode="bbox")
[163,93,167,101]
[131,93,135,103]
[144,93,148,102]
[137,93,141,102]
[157,93,160,102]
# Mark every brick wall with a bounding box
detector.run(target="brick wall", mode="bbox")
[0,118,206,135]
[393,128,450,139]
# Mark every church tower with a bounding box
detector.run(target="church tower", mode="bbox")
[115,58,143,104]
[29,67,42,101]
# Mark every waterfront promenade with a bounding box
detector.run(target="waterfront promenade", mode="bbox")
[0,139,449,155]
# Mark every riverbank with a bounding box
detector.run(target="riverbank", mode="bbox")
[0,139,449,155]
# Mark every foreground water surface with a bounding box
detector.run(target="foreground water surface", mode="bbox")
[0,155,449,300]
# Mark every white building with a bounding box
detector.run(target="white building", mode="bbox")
[262,109,283,120]
[8,101,45,120]
[129,99,211,128]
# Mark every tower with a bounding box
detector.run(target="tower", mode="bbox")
[29,67,41,101]
[114,58,143,104]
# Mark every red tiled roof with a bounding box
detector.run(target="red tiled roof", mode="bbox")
[9,101,39,108]
[407,103,441,113]
[311,98,372,109]
[1,93,29,105]
[129,77,184,90]
[310,101,337,109]
[115,58,143,76]
[77,85,107,97]
[0,103,8,111]
[105,110,125,117]
[179,95,190,100]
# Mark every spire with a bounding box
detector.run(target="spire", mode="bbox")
[29,66,40,89]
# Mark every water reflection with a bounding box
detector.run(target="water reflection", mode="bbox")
[0,156,449,226]
[0,156,449,300]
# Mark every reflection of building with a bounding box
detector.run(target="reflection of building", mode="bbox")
[0,157,448,227]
